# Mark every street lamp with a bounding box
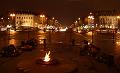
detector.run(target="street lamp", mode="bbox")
[10,13,16,30]
[52,17,55,26]
[75,21,78,27]
[88,13,94,29]
[78,17,81,31]
[52,17,55,20]
[1,17,3,20]
[88,13,95,44]
[10,13,15,20]
[40,14,45,27]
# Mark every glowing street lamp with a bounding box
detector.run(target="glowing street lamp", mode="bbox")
[52,17,55,26]
[88,13,95,29]
[10,13,15,20]
[78,17,81,27]
[40,15,45,18]
[117,16,120,19]
[1,17,3,20]
[78,18,80,20]
[40,14,45,27]
[88,13,95,44]
[52,17,55,20]
[10,13,16,30]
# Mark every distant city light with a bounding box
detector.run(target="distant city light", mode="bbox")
[10,29,16,34]
[52,17,55,20]
[7,25,12,28]
[1,17,3,20]
[87,31,92,36]
[10,13,15,17]
[59,27,68,32]
[78,18,80,20]
[90,12,92,15]
[40,14,45,17]
[117,16,120,19]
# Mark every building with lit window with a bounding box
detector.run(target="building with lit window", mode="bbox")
[15,13,35,28]
[99,16,118,29]
[87,12,95,29]
[93,9,120,29]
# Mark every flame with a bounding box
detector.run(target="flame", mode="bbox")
[44,51,51,62]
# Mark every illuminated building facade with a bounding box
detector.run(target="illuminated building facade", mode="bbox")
[15,14,35,28]
[87,12,95,29]
[93,9,120,29]
[99,16,118,29]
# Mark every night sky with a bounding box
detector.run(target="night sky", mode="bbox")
[0,0,120,24]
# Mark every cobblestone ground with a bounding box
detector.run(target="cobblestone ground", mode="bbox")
[0,31,120,73]
[49,44,120,73]
[0,44,120,73]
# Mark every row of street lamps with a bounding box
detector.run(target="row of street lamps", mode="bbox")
[72,12,95,44]
[1,13,60,31]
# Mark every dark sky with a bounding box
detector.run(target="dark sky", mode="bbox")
[0,0,120,24]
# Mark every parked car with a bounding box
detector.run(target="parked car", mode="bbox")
[0,45,22,57]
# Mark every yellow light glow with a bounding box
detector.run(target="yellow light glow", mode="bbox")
[117,16,120,19]
[59,27,68,32]
[10,13,15,17]
[40,15,45,17]
[116,41,120,45]
[87,31,92,36]
[52,17,55,20]
[78,18,80,20]
[1,17,3,19]
[117,31,120,34]
[10,29,16,34]
[75,21,77,23]
[38,34,46,44]
[9,39,16,45]
[44,51,51,62]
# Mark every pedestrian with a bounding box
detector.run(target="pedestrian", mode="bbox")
[72,39,75,46]
[43,39,47,49]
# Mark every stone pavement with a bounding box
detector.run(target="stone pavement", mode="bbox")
[0,44,120,73]
[47,43,120,73]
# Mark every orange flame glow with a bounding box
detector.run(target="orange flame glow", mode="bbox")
[44,51,51,62]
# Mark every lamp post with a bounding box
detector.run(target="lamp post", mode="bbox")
[74,21,78,32]
[7,25,11,45]
[52,17,55,26]
[78,18,81,32]
[10,13,16,30]
[88,13,95,44]
[48,17,55,44]
[40,14,45,28]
